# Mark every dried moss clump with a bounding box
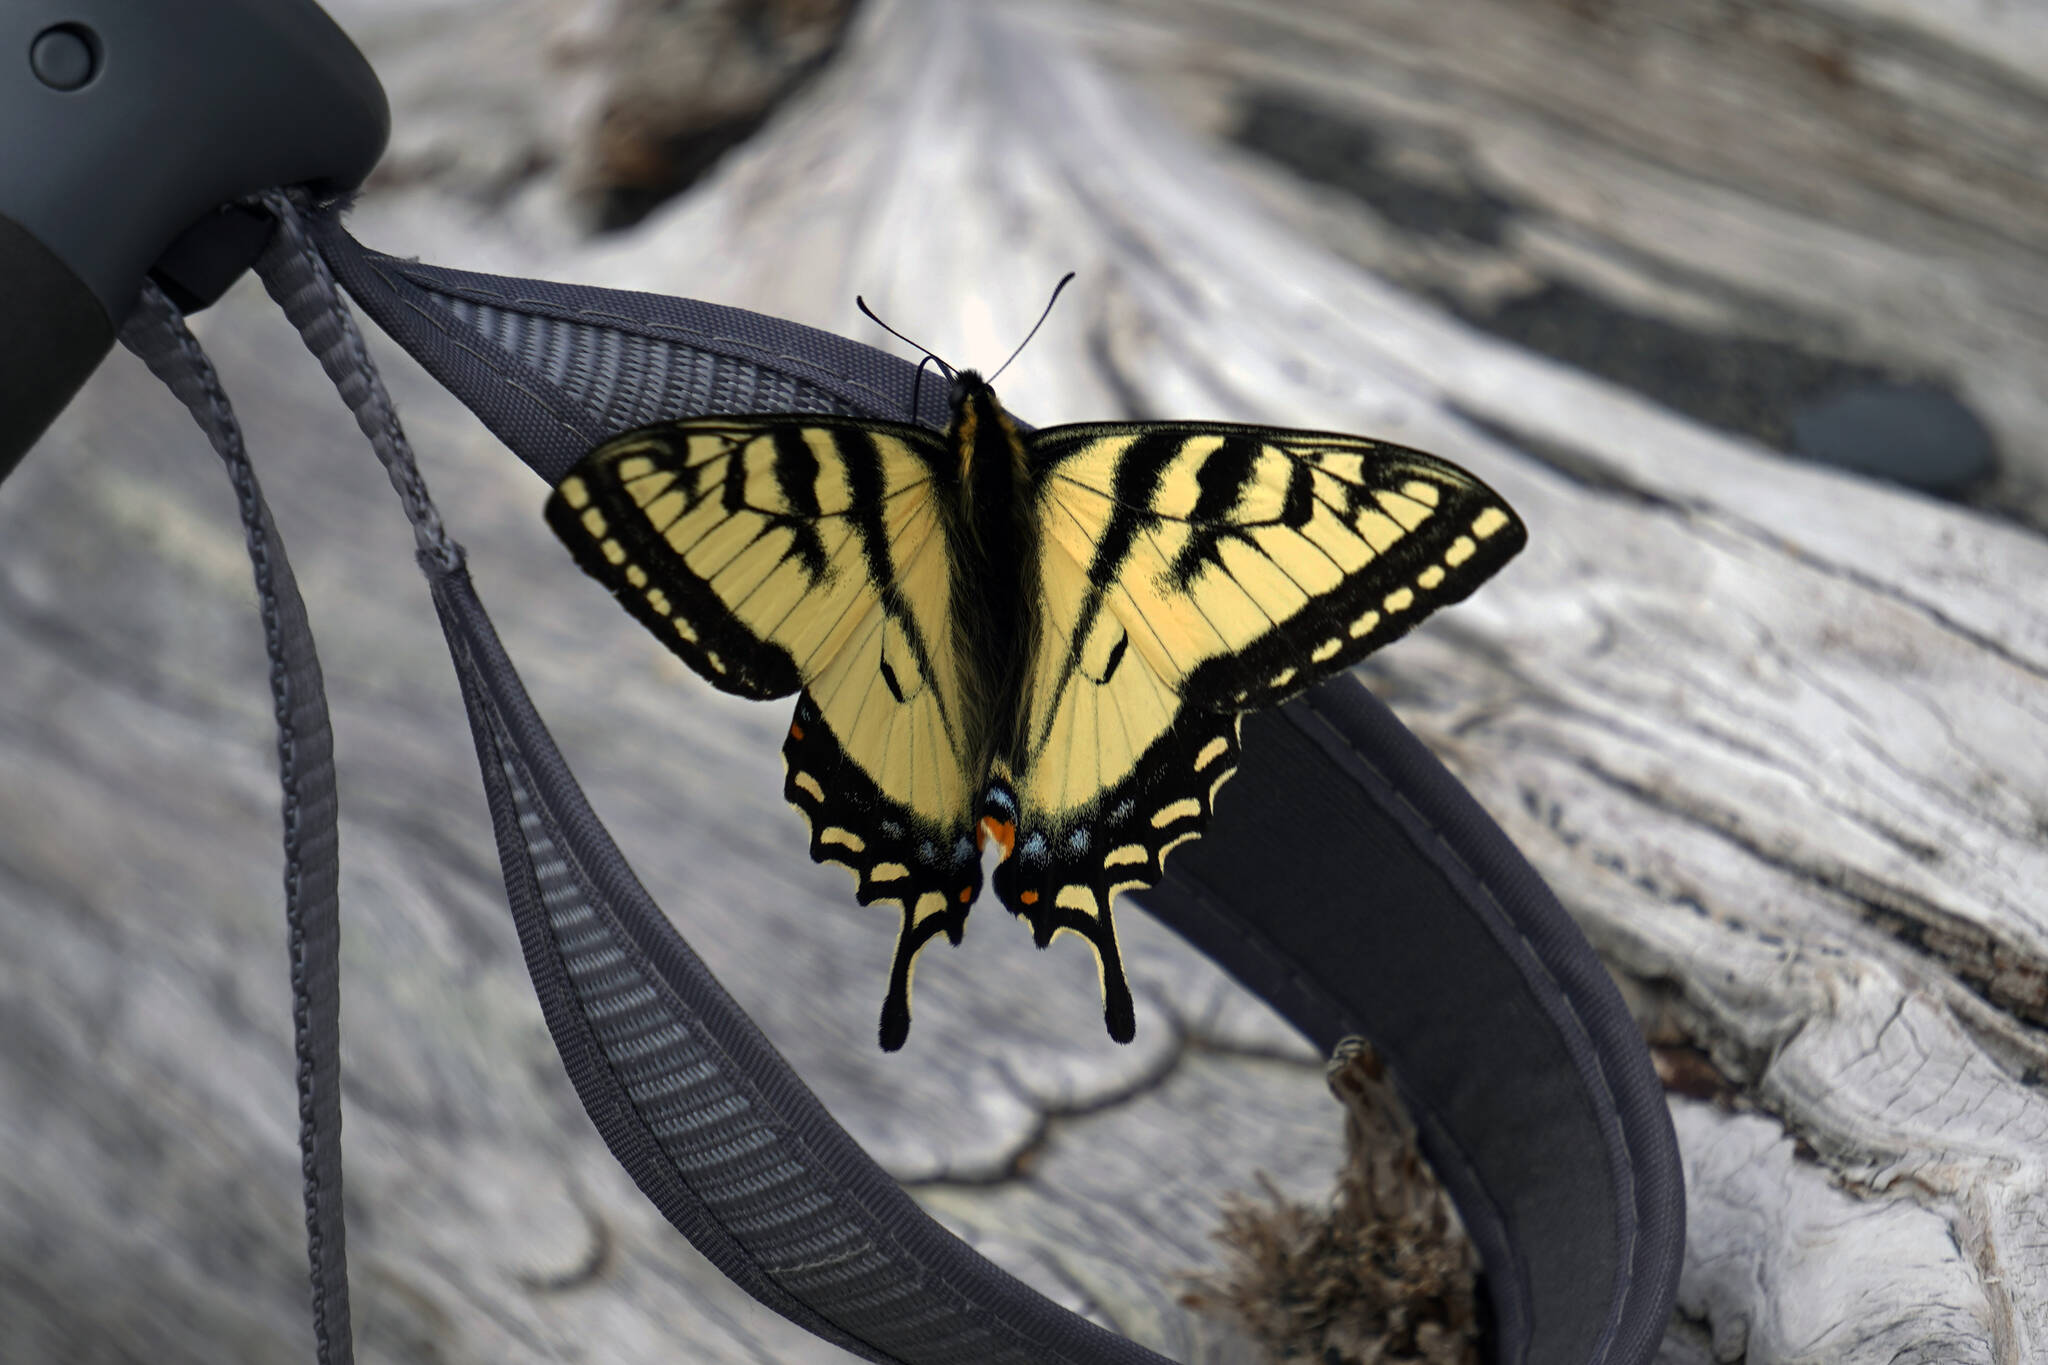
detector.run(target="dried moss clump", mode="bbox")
[1183,1040,1480,1364]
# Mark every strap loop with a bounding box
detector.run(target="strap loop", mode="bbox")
[118,277,354,1365]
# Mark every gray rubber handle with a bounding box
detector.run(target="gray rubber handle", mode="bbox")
[0,0,387,476]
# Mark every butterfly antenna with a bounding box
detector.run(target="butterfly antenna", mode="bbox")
[858,294,956,382]
[908,352,944,425]
[987,271,1076,386]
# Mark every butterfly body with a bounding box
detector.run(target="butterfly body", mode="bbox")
[547,371,1525,1050]
[939,372,1044,813]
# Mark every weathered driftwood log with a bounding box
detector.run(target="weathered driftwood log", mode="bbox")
[1051,0,2048,529]
[3,1,2043,1362]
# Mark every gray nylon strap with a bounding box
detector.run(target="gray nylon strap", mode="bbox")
[247,190,1164,1365]
[254,190,459,573]
[118,278,354,1365]
[299,207,950,490]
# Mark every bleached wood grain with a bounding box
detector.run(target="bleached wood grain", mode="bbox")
[1046,0,2048,530]
[2,0,2042,1362]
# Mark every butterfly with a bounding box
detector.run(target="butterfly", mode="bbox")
[546,368,1524,1050]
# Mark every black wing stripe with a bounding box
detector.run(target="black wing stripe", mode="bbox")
[844,428,957,736]
[1186,434,1257,523]
[1085,429,1187,584]
[1026,431,1195,752]
[747,496,884,663]
[1043,493,1198,685]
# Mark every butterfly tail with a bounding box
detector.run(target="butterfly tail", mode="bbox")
[783,694,983,1048]
[989,855,1138,1045]
[878,899,970,1051]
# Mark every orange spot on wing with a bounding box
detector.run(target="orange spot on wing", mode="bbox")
[958,886,973,903]
[789,722,804,740]
[977,816,1016,860]
[1020,889,1039,906]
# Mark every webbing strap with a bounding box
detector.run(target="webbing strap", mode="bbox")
[248,190,1170,1365]
[118,278,355,1365]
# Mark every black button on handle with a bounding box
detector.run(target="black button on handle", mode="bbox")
[30,24,97,91]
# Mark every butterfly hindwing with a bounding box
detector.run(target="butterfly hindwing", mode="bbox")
[548,417,984,1048]
[988,709,1242,1043]
[783,692,979,1051]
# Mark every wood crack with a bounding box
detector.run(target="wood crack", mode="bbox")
[1562,747,2048,1033]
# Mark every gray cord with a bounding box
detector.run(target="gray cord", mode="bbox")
[254,189,461,573]
[118,278,355,1365]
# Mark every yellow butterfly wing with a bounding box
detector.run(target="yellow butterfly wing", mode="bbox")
[990,423,1526,1039]
[546,418,981,1048]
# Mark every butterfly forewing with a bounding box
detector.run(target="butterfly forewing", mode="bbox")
[550,427,806,698]
[1027,423,1527,712]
